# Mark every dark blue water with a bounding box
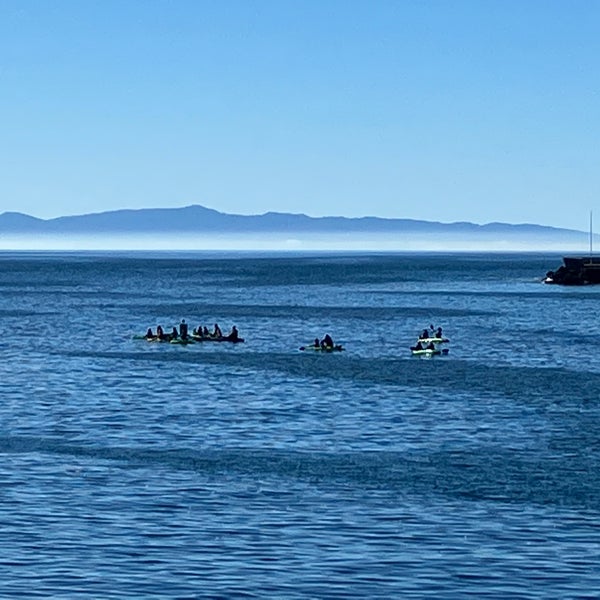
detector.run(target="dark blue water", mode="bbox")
[1,251,599,598]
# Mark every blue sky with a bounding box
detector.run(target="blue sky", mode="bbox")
[1,0,599,230]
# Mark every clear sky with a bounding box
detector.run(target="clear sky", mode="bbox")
[1,0,599,230]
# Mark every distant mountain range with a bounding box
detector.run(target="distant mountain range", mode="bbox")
[0,205,594,249]
[0,204,586,235]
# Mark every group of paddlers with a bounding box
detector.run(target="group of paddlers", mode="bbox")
[418,325,444,340]
[309,334,337,349]
[144,319,241,342]
[411,324,447,352]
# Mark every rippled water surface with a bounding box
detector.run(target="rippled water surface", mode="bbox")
[1,251,599,598]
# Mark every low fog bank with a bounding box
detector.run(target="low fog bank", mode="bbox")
[0,232,592,253]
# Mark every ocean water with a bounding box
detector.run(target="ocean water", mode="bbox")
[1,251,599,598]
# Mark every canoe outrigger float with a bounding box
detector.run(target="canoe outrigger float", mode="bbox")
[414,336,449,344]
[411,348,449,356]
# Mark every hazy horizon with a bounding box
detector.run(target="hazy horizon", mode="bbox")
[0,231,591,254]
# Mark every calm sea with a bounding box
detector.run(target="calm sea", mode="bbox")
[0,251,599,598]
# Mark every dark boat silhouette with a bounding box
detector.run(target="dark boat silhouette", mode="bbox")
[545,213,600,285]
[545,256,600,285]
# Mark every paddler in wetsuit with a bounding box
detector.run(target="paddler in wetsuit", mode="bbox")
[321,334,334,349]
[212,323,223,338]
[179,319,188,340]
[226,325,239,341]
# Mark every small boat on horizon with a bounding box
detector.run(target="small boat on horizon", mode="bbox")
[545,212,600,285]
[544,256,600,285]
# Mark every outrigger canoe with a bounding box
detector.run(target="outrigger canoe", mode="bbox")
[411,348,449,356]
[299,344,344,352]
[133,334,244,344]
[191,335,244,343]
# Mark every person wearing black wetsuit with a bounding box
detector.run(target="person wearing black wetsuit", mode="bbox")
[179,319,188,340]
[321,334,334,348]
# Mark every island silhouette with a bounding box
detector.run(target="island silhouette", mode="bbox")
[0,204,594,250]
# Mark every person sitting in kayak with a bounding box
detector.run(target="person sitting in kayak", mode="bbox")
[420,329,430,339]
[412,341,424,351]
[179,319,188,340]
[313,337,320,348]
[426,341,436,350]
[156,325,166,340]
[203,326,210,337]
[226,325,239,341]
[194,325,204,338]
[170,326,179,340]
[435,327,443,338]
[321,334,334,349]
[212,323,223,338]
[144,328,154,339]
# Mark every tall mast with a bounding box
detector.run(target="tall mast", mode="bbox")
[590,210,593,260]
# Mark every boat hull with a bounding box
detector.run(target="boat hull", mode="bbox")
[545,257,600,285]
